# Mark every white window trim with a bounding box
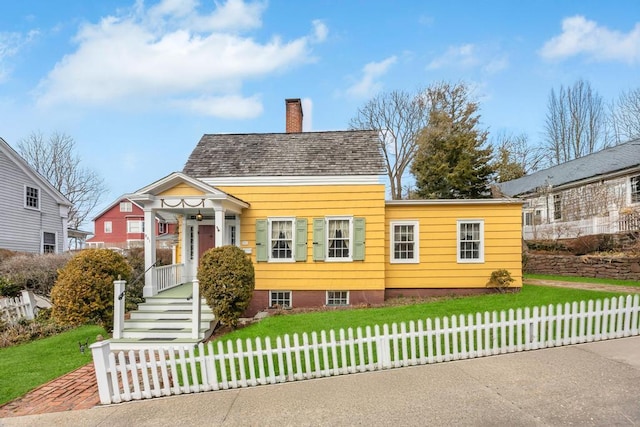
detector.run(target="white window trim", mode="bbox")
[104,221,113,234]
[24,185,40,211]
[630,175,640,205]
[42,231,57,254]
[456,219,485,264]
[326,290,350,306]
[325,216,353,262]
[120,201,133,212]
[269,290,292,308]
[126,219,144,234]
[390,220,420,264]
[267,217,296,263]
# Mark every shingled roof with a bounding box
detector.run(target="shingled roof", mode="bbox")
[182,130,386,178]
[499,138,640,197]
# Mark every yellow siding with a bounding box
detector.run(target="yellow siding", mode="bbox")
[385,203,522,289]
[159,183,205,197]
[217,184,387,292]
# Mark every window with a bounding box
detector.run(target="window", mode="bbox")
[25,186,39,210]
[326,291,349,306]
[270,291,291,308]
[553,195,562,220]
[43,232,56,253]
[158,222,168,234]
[523,212,533,226]
[104,221,112,233]
[327,217,352,260]
[457,220,484,263]
[127,220,144,233]
[390,221,419,263]
[120,202,132,212]
[631,175,640,204]
[269,219,294,261]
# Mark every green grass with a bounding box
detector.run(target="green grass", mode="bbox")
[525,273,640,287]
[217,285,631,344]
[0,325,107,406]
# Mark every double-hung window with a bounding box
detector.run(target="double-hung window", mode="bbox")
[43,232,56,253]
[127,220,144,234]
[269,218,294,261]
[390,221,419,263]
[631,175,640,204]
[457,220,484,263]
[104,221,112,233]
[25,186,40,210]
[553,195,562,220]
[327,218,352,260]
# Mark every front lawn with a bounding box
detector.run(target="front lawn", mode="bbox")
[216,285,630,344]
[0,324,107,406]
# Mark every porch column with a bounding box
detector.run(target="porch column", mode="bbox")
[180,215,191,281]
[214,206,225,247]
[143,208,156,297]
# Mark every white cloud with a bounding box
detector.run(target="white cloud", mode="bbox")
[540,15,640,63]
[346,56,397,98]
[427,43,508,75]
[0,30,38,83]
[35,0,325,118]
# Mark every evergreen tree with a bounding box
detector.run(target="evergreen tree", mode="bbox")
[411,82,494,199]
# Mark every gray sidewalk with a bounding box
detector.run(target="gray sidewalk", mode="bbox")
[3,336,640,426]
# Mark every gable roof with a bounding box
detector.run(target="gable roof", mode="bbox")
[182,130,386,178]
[499,138,640,197]
[0,137,72,207]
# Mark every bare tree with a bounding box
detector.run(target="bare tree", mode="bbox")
[349,89,430,199]
[544,79,606,165]
[491,132,544,182]
[609,87,640,144]
[18,131,107,229]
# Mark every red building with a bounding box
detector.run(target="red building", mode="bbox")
[86,197,177,250]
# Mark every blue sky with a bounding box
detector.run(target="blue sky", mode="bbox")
[1,0,639,226]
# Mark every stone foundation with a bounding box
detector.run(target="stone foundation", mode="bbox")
[525,253,640,280]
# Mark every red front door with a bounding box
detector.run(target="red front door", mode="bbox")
[198,225,215,259]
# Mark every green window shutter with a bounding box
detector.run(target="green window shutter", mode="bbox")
[255,219,267,262]
[353,217,366,261]
[312,218,325,261]
[295,218,308,262]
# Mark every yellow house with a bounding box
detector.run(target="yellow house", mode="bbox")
[128,99,522,317]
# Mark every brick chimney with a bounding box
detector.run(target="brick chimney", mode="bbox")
[285,98,303,133]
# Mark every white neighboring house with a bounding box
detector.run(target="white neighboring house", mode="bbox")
[0,137,72,253]
[498,138,640,240]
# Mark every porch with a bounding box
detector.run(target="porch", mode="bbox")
[524,212,640,240]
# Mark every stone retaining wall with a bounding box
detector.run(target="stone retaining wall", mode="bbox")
[524,253,640,280]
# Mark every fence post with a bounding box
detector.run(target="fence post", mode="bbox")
[113,280,126,340]
[90,339,114,404]
[192,279,201,340]
[20,290,37,320]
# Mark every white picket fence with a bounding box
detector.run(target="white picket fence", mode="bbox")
[91,295,640,405]
[0,290,37,323]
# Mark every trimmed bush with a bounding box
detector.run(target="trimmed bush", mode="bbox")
[198,246,255,328]
[486,269,515,293]
[0,253,72,297]
[51,249,132,330]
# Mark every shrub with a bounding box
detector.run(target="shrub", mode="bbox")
[0,253,72,297]
[0,276,22,298]
[0,317,70,348]
[0,249,17,264]
[198,246,255,328]
[486,269,515,293]
[51,249,132,330]
[567,234,614,255]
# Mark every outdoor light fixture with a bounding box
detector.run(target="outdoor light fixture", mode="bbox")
[195,210,203,221]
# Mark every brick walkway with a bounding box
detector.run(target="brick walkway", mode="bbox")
[0,363,100,418]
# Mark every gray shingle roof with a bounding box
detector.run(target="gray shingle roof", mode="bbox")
[499,138,640,197]
[182,130,386,178]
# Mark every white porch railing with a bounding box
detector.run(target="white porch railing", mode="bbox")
[155,263,185,293]
[524,213,640,240]
[92,294,640,405]
[0,290,37,323]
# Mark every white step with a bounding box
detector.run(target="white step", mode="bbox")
[129,310,215,321]
[122,327,210,339]
[123,318,213,329]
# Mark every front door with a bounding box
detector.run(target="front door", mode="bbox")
[198,225,215,259]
